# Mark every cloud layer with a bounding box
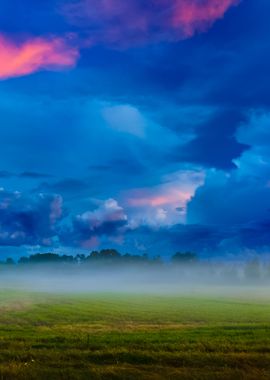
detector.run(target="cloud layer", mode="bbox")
[62,0,239,46]
[0,34,79,79]
[0,0,238,80]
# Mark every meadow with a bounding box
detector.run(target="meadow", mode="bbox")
[0,288,270,379]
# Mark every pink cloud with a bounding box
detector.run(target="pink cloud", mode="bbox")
[122,170,205,226]
[171,0,240,36]
[128,191,192,208]
[0,34,79,80]
[64,199,128,248]
[62,0,240,46]
[126,188,192,226]
[49,195,63,224]
[81,236,99,249]
[126,171,205,209]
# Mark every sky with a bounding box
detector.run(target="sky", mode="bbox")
[0,0,269,259]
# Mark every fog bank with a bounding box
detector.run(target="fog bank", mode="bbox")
[0,260,269,295]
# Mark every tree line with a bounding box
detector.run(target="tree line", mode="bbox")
[1,251,268,282]
[2,250,198,266]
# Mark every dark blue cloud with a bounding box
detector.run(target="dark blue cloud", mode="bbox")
[188,173,270,226]
[20,172,53,179]
[0,190,63,246]
[171,110,250,169]
[60,199,128,248]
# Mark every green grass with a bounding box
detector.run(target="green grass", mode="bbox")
[0,289,270,379]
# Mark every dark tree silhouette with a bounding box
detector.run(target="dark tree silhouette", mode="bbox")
[6,250,201,269]
[5,258,15,265]
[172,251,198,264]
[18,253,74,264]
[88,249,121,260]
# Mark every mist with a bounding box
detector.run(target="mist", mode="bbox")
[0,258,269,296]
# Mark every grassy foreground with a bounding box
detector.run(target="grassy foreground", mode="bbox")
[0,289,270,379]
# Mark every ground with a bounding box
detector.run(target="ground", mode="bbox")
[0,288,270,379]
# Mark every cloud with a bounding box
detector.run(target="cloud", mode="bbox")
[126,219,270,258]
[0,171,53,179]
[124,170,205,227]
[0,189,63,246]
[62,0,239,46]
[0,171,13,178]
[187,172,270,227]
[171,109,249,170]
[170,0,240,36]
[61,199,128,248]
[37,178,89,197]
[0,34,79,80]
[187,110,270,228]
[125,223,225,257]
[20,171,53,179]
[101,104,146,138]
[182,112,270,254]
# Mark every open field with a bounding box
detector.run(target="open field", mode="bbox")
[0,289,270,379]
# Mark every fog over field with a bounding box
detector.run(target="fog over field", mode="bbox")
[0,260,269,295]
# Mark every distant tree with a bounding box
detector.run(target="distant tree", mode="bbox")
[5,258,15,265]
[121,253,152,265]
[18,256,28,264]
[61,255,74,263]
[88,249,121,261]
[172,251,198,264]
[101,249,121,259]
[87,251,99,260]
[18,253,75,264]
[153,255,162,263]
[28,253,62,263]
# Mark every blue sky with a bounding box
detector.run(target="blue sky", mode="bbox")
[0,0,269,259]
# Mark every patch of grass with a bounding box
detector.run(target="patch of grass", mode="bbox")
[0,290,270,379]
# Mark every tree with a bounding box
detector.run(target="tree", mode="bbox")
[172,251,198,264]
[18,253,74,264]
[88,249,121,260]
[5,258,15,265]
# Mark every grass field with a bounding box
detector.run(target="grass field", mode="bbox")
[0,288,270,379]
